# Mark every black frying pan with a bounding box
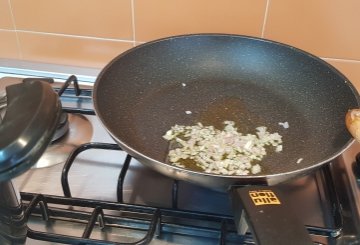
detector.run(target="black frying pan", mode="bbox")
[93,34,360,244]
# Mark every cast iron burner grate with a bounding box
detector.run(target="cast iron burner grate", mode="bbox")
[19,76,343,244]
[19,144,343,244]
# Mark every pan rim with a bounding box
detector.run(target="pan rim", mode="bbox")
[93,33,360,182]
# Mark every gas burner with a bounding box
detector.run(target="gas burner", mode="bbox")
[0,76,94,169]
[33,113,93,168]
[51,111,70,142]
[0,90,6,124]
[0,89,6,108]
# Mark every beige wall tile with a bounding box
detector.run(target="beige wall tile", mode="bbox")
[2,0,360,71]
[0,0,14,29]
[11,0,133,39]
[325,59,360,92]
[134,0,267,42]
[265,0,360,60]
[0,30,20,59]
[18,32,133,68]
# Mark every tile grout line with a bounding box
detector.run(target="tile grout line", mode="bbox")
[131,0,136,46]
[261,0,271,38]
[7,0,23,59]
[9,29,134,43]
[2,29,360,64]
[322,57,360,64]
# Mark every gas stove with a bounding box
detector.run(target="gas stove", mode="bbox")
[0,66,360,244]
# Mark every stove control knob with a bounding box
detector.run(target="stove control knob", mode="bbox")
[353,153,360,183]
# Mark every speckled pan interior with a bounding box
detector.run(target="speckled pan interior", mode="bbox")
[94,34,360,181]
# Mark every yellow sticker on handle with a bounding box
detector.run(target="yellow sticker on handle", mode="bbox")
[249,190,281,206]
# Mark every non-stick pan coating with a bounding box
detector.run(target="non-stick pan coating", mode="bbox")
[94,34,360,187]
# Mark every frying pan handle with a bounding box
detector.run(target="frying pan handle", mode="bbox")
[230,185,313,245]
[0,80,61,181]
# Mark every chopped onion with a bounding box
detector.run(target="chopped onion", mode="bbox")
[163,121,283,175]
[278,121,289,129]
[296,158,303,164]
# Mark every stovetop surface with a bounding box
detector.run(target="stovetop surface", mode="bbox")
[1,75,360,244]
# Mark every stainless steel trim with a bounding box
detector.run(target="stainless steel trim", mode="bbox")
[0,59,99,83]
